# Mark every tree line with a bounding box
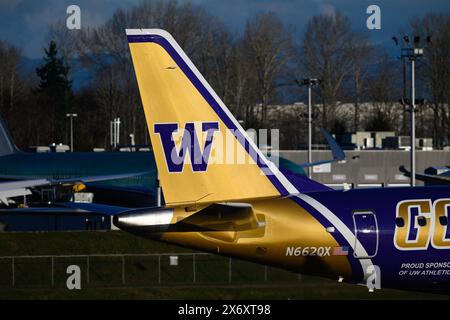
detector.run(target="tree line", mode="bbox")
[0,0,449,150]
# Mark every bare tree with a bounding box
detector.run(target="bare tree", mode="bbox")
[365,54,401,132]
[302,12,354,132]
[0,41,46,148]
[243,12,292,128]
[0,41,22,113]
[227,42,258,126]
[349,34,373,131]
[194,16,236,108]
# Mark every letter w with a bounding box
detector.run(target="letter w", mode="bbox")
[154,122,219,173]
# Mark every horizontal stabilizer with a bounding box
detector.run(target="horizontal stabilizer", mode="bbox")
[399,165,448,185]
[57,202,129,215]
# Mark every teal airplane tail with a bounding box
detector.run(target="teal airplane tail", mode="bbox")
[0,115,20,156]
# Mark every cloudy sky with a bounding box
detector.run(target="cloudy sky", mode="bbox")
[1,0,449,58]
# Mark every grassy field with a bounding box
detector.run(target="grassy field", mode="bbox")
[0,231,448,300]
[0,230,187,256]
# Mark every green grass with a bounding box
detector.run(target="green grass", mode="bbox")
[0,230,187,256]
[0,231,448,300]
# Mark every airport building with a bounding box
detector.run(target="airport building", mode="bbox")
[280,149,450,189]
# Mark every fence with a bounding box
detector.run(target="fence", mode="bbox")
[0,253,302,288]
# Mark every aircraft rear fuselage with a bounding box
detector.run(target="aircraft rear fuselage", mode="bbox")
[123,185,450,292]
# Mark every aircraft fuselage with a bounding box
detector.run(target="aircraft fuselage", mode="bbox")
[127,186,450,292]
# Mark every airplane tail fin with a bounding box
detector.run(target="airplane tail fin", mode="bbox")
[0,114,20,156]
[126,29,298,207]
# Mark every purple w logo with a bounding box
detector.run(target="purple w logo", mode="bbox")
[154,122,219,173]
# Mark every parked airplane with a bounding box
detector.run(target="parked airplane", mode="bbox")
[400,165,450,186]
[0,115,158,207]
[105,29,450,293]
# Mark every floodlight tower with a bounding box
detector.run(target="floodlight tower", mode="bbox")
[296,78,321,178]
[392,35,430,186]
[66,113,78,152]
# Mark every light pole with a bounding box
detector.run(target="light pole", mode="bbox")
[66,113,78,152]
[129,133,136,152]
[411,55,416,187]
[110,118,121,150]
[296,78,321,178]
[393,35,427,186]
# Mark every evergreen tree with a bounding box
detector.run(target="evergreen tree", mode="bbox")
[36,40,72,144]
